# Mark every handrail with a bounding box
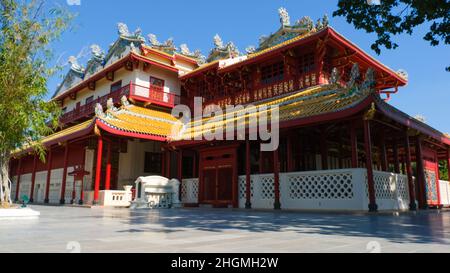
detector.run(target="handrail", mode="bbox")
[60,83,179,124]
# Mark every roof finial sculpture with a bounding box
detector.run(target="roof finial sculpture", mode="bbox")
[68,56,82,72]
[315,19,323,30]
[180,44,191,55]
[213,34,224,49]
[396,69,409,81]
[330,68,340,85]
[94,103,106,118]
[363,67,375,90]
[296,16,314,31]
[117,22,130,36]
[121,96,130,107]
[245,46,256,54]
[90,44,104,60]
[148,34,160,46]
[278,7,291,27]
[106,98,118,113]
[323,14,329,28]
[348,63,360,88]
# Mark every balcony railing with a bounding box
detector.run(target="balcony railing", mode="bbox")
[60,83,180,124]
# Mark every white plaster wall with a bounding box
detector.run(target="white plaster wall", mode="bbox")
[135,66,180,96]
[63,67,136,112]
[117,140,162,189]
[84,149,95,191]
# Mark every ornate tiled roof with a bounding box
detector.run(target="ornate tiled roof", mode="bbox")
[172,82,373,141]
[95,99,178,140]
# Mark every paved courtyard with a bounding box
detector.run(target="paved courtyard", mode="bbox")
[1,206,450,253]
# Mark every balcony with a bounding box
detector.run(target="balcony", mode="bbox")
[60,83,180,124]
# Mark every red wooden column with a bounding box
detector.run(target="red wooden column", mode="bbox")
[44,148,53,203]
[104,141,112,191]
[414,136,426,210]
[393,140,400,174]
[29,155,38,203]
[273,148,281,210]
[245,140,252,209]
[350,121,358,168]
[363,119,378,212]
[14,158,22,202]
[405,133,417,210]
[79,147,87,205]
[93,136,103,205]
[59,144,70,205]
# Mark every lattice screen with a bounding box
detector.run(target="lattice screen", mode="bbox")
[287,172,354,200]
[181,179,199,203]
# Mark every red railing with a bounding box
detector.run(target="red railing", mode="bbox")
[60,83,180,124]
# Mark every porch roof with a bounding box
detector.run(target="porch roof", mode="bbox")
[95,104,178,141]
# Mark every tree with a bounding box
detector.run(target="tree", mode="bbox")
[0,0,73,207]
[333,0,450,71]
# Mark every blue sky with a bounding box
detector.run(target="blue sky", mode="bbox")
[49,0,449,133]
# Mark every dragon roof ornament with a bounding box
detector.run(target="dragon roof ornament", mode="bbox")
[251,8,329,53]
[147,33,177,54]
[207,34,240,62]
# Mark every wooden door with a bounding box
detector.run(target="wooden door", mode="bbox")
[422,146,441,206]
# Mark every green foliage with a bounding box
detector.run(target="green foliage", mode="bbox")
[333,0,450,71]
[0,0,73,162]
[439,160,449,180]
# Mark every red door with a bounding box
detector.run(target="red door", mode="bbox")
[422,147,441,206]
[198,145,239,208]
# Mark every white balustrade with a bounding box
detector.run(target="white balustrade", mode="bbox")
[181,178,199,204]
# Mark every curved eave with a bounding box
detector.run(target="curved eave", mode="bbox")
[328,28,407,86]
[374,97,450,146]
[130,52,179,73]
[95,119,167,142]
[14,120,95,156]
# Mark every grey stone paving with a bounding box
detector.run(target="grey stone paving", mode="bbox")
[1,206,450,253]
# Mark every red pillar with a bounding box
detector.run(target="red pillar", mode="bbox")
[79,147,86,205]
[350,121,358,168]
[405,133,417,210]
[14,158,22,202]
[29,155,37,203]
[245,140,252,209]
[393,140,400,174]
[105,141,112,191]
[59,144,70,205]
[414,136,426,210]
[363,119,378,212]
[93,136,103,205]
[273,148,281,210]
[44,148,53,203]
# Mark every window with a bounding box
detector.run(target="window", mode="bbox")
[150,76,164,92]
[110,80,122,93]
[299,53,316,74]
[261,62,284,85]
[85,96,94,105]
[144,152,162,174]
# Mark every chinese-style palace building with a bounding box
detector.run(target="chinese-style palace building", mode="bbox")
[9,9,450,212]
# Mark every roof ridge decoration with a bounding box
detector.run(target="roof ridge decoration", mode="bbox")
[253,8,329,53]
[53,56,85,97]
[103,23,145,65]
[84,44,105,79]
[147,33,177,54]
[206,34,241,63]
[179,44,206,64]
